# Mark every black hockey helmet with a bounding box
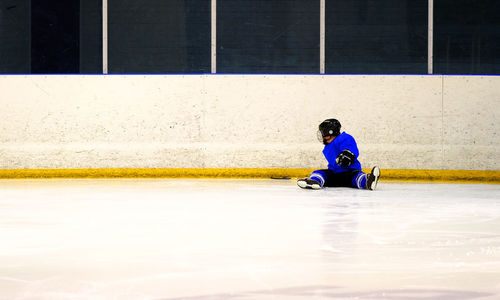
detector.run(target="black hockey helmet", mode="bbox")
[317,118,341,141]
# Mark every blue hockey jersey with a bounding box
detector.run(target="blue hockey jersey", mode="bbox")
[323,132,362,173]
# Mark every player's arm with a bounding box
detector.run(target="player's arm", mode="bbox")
[335,136,359,168]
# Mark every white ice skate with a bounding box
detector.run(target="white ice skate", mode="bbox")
[366,166,380,190]
[297,178,322,190]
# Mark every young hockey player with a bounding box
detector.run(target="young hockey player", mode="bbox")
[297,118,380,190]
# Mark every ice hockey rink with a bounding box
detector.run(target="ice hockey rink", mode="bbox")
[0,179,499,300]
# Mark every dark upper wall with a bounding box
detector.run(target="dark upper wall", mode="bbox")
[0,0,30,73]
[1,0,499,74]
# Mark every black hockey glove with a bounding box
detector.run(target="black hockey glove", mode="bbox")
[336,150,356,168]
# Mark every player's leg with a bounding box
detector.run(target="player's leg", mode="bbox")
[298,169,357,189]
[297,169,328,189]
[351,166,380,190]
[298,167,380,190]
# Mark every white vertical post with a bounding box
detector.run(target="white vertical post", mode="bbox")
[320,0,325,74]
[103,0,108,74]
[428,0,433,74]
[211,0,217,73]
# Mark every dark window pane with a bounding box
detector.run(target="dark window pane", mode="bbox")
[31,0,80,73]
[80,0,102,73]
[326,0,427,74]
[108,0,210,74]
[218,0,319,74]
[0,0,30,73]
[434,0,500,74]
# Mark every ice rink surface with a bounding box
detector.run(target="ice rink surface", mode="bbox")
[0,179,499,300]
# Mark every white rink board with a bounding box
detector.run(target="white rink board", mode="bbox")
[0,75,499,170]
